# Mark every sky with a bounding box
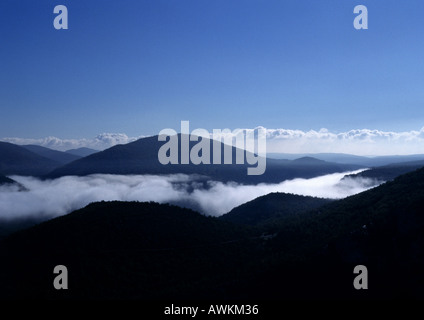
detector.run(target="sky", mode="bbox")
[1,0,424,153]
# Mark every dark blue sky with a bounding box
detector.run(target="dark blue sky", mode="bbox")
[1,0,424,138]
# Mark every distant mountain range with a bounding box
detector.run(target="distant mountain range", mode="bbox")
[65,147,99,157]
[0,141,60,176]
[4,136,424,186]
[22,145,81,165]
[344,159,424,182]
[1,165,424,299]
[45,135,362,184]
[268,152,424,167]
[1,137,363,181]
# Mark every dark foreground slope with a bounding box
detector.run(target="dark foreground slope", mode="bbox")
[46,135,361,184]
[261,166,424,299]
[220,192,332,227]
[1,167,424,299]
[0,202,256,299]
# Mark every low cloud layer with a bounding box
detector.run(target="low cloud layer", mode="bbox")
[3,127,424,155]
[264,127,424,155]
[0,170,379,221]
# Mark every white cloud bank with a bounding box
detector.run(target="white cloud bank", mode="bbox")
[2,127,424,155]
[0,170,378,220]
[263,127,424,155]
[0,133,144,151]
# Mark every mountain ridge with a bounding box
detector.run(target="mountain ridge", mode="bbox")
[0,141,60,176]
[65,147,99,157]
[46,135,362,184]
[220,192,332,227]
[22,144,81,165]
[0,174,16,186]
[344,160,424,182]
[2,166,424,298]
[268,152,424,167]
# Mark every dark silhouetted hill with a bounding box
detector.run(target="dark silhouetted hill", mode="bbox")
[0,142,60,176]
[46,135,362,184]
[344,160,424,182]
[268,153,424,167]
[65,147,99,157]
[220,192,332,227]
[260,166,424,299]
[0,174,26,193]
[291,156,328,165]
[2,167,424,299]
[0,174,16,186]
[0,201,253,299]
[22,145,81,165]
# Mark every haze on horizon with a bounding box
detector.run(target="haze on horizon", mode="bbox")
[1,0,424,143]
[2,126,424,156]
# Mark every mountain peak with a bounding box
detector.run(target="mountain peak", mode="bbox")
[46,135,361,182]
[293,156,325,164]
